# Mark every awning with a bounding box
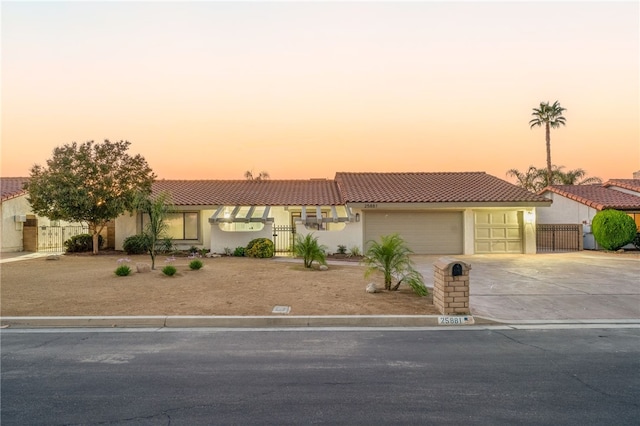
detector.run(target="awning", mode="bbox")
[209,205,353,224]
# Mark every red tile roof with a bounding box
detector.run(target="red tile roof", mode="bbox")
[152,179,344,206]
[603,179,640,194]
[540,184,640,211]
[0,177,29,202]
[334,172,549,204]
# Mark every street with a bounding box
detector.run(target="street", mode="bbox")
[2,327,639,425]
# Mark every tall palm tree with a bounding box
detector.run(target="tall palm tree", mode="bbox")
[554,167,602,185]
[529,101,567,184]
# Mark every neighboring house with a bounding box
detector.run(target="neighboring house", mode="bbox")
[537,175,640,249]
[0,177,92,253]
[115,172,551,255]
[1,177,31,252]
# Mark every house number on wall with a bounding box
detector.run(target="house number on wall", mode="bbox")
[364,204,378,208]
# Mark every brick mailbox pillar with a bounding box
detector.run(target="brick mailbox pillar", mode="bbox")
[433,257,471,315]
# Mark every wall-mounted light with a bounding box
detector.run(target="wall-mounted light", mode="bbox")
[524,210,534,224]
[355,213,360,222]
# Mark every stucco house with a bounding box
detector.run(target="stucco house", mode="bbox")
[115,171,551,255]
[537,174,640,249]
[0,177,99,253]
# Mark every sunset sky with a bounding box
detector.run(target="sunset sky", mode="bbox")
[2,1,638,183]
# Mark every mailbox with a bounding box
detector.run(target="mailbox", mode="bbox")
[452,263,463,277]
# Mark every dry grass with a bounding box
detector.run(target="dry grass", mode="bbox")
[0,253,437,316]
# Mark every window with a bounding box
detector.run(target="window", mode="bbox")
[141,212,199,240]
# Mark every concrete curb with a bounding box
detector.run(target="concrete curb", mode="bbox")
[0,315,489,329]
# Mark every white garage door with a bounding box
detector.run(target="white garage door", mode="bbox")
[364,211,463,254]
[474,211,522,254]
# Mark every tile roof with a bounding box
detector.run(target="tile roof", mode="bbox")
[334,172,550,204]
[0,177,29,202]
[540,184,640,211]
[152,179,344,206]
[603,179,640,194]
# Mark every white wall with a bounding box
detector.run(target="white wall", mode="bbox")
[1,196,32,252]
[537,193,598,225]
[295,221,362,255]
[114,212,138,251]
[210,222,274,254]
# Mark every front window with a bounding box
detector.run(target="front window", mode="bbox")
[141,212,199,240]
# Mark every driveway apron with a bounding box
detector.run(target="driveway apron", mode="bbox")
[413,252,640,322]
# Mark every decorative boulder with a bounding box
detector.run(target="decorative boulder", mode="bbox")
[46,254,60,261]
[136,263,151,273]
[366,283,379,294]
[319,264,329,271]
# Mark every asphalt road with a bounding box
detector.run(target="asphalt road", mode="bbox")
[2,327,639,425]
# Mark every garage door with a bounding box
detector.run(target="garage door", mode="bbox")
[364,211,463,254]
[474,211,522,254]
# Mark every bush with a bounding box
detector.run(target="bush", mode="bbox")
[348,246,362,257]
[123,234,151,255]
[246,238,275,258]
[337,244,347,255]
[156,238,173,254]
[162,265,177,276]
[233,246,245,257]
[189,259,203,270]
[592,209,637,251]
[64,233,104,253]
[114,265,131,276]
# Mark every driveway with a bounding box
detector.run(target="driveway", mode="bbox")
[413,251,640,322]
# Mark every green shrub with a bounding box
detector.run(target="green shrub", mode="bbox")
[123,234,150,255]
[156,238,174,254]
[337,244,347,255]
[198,248,210,257]
[162,265,177,276]
[115,265,131,276]
[233,246,245,257]
[246,238,275,258]
[189,259,203,270]
[348,246,362,257]
[64,233,104,253]
[592,209,637,251]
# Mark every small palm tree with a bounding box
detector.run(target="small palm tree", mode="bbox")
[244,170,270,181]
[529,101,567,184]
[363,234,427,296]
[506,166,546,192]
[294,233,327,268]
[554,167,602,185]
[135,192,173,270]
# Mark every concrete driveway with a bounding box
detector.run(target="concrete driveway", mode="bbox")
[414,251,640,323]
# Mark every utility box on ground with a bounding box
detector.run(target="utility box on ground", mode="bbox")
[433,257,471,315]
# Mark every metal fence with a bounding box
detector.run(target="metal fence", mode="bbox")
[536,224,582,253]
[37,225,89,252]
[272,225,296,253]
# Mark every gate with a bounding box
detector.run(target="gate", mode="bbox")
[272,225,295,253]
[536,224,582,253]
[38,225,89,252]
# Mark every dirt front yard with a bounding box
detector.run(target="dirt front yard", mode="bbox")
[0,253,437,316]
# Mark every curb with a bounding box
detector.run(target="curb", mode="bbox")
[0,315,494,329]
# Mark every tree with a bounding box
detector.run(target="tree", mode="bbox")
[507,165,601,192]
[294,233,327,268]
[529,101,567,184]
[363,234,427,296]
[135,192,173,270]
[25,140,155,254]
[244,170,270,181]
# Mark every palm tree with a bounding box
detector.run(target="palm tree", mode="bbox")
[135,191,174,270]
[363,234,427,296]
[294,233,327,268]
[507,165,602,192]
[554,167,602,185]
[506,166,546,192]
[244,170,270,181]
[529,101,567,184]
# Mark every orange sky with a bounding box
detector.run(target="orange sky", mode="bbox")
[2,1,638,183]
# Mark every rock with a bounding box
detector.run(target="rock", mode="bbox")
[319,264,329,271]
[207,253,221,258]
[366,283,379,293]
[46,254,60,261]
[136,263,151,273]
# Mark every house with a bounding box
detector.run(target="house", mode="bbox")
[115,172,551,255]
[537,173,640,249]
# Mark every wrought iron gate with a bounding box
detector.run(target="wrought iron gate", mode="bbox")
[272,225,295,253]
[37,225,89,252]
[536,224,582,253]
